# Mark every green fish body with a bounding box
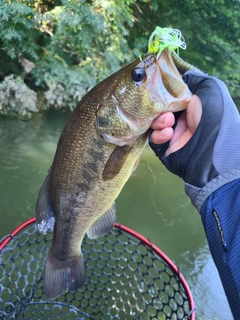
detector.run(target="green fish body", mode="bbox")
[36,48,192,299]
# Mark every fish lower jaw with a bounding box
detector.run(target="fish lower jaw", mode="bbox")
[164,91,192,112]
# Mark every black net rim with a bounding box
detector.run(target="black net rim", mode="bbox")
[0,217,196,320]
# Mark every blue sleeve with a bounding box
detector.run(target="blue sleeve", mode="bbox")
[201,178,240,319]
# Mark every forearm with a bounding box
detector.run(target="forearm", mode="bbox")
[200,178,240,319]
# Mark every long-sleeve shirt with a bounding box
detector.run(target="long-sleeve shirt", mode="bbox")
[201,178,240,319]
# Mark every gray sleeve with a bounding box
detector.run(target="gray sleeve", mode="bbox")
[182,71,240,211]
[185,168,240,212]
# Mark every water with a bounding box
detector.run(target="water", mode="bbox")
[0,110,233,319]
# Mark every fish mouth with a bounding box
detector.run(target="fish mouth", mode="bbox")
[148,49,192,112]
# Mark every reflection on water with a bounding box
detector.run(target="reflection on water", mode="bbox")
[0,110,233,319]
[179,246,233,320]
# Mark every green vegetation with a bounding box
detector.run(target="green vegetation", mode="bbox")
[0,0,240,116]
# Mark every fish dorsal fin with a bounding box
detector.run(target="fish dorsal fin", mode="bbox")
[102,145,132,181]
[87,202,116,239]
[35,173,55,234]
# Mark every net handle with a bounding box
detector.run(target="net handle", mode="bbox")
[0,217,195,319]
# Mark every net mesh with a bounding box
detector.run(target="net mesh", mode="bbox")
[0,220,195,320]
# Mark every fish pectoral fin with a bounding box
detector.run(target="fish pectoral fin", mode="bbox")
[87,202,116,239]
[35,173,55,234]
[44,249,86,299]
[102,145,132,181]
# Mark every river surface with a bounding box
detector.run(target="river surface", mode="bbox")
[0,110,233,319]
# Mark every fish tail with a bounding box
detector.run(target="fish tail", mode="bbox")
[43,249,86,299]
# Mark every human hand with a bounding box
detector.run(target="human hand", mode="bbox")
[149,70,240,211]
[150,94,202,156]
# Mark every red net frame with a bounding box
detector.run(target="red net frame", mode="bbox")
[0,217,195,319]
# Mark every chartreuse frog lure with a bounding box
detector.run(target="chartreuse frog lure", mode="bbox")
[146,26,201,73]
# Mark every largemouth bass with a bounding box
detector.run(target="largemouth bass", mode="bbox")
[36,48,192,299]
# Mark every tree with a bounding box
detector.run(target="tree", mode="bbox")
[0,0,239,116]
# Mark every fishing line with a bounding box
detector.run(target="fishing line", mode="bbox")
[180,193,191,208]
[146,160,175,227]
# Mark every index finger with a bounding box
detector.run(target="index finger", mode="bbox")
[151,112,175,130]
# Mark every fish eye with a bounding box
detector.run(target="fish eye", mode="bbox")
[131,67,146,83]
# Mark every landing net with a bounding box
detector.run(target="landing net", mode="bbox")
[0,218,195,319]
